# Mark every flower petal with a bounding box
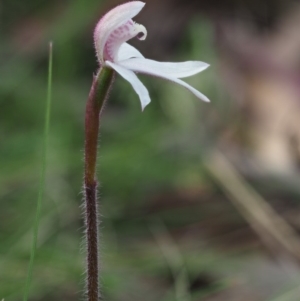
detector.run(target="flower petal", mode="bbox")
[118,58,209,78]
[119,59,210,102]
[117,43,145,61]
[105,61,151,110]
[94,2,145,63]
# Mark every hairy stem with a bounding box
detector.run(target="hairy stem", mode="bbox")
[84,67,114,301]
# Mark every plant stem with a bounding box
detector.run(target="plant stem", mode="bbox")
[84,67,114,301]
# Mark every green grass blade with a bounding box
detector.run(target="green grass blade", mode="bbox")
[23,42,53,301]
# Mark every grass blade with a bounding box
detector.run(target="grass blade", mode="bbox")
[23,41,53,301]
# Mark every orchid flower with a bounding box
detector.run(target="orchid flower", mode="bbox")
[83,4,210,301]
[94,1,210,110]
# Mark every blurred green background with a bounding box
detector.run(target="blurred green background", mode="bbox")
[2,0,300,300]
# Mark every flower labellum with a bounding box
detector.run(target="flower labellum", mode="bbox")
[94,1,210,110]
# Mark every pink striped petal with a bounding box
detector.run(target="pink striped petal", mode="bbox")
[94,2,145,64]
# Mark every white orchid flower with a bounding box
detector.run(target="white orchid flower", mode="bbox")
[94,1,210,110]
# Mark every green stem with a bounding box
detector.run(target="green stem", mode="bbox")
[23,42,53,301]
[84,67,114,301]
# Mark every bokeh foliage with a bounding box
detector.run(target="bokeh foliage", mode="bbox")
[1,0,299,301]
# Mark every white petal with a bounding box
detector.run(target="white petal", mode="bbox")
[118,58,209,78]
[94,2,145,63]
[105,61,151,110]
[117,43,145,61]
[119,59,210,102]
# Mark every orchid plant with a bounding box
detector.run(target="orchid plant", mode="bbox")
[83,2,209,301]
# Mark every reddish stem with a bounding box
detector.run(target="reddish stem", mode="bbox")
[84,67,114,301]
